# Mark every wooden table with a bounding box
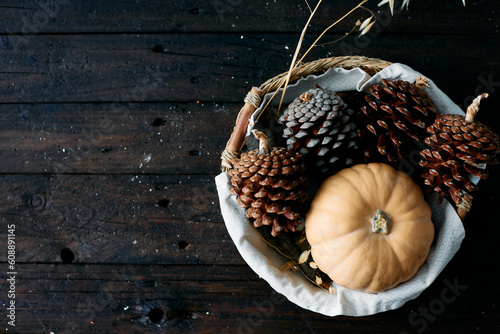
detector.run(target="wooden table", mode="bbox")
[1,1,499,333]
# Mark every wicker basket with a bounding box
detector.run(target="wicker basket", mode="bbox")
[216,56,469,316]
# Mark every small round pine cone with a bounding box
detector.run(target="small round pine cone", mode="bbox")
[420,93,499,208]
[229,130,309,237]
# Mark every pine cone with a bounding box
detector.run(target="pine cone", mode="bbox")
[278,87,358,173]
[228,130,309,237]
[420,93,500,206]
[360,77,438,163]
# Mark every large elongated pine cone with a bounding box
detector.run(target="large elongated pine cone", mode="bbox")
[278,87,357,173]
[360,77,438,163]
[228,131,309,237]
[420,93,500,206]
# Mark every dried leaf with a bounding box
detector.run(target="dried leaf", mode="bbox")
[359,17,372,31]
[298,249,311,264]
[401,0,410,10]
[280,260,296,272]
[256,227,321,285]
[355,19,361,26]
[378,0,394,15]
[315,276,323,286]
[309,262,318,269]
[360,21,375,36]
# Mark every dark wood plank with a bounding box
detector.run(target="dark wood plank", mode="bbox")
[0,33,500,107]
[0,0,496,34]
[1,260,498,333]
[0,98,498,177]
[2,33,289,103]
[0,102,236,174]
[0,174,245,265]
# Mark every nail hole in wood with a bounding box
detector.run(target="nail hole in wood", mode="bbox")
[152,45,166,53]
[148,308,164,323]
[157,199,170,208]
[30,194,45,209]
[101,147,113,154]
[189,8,200,14]
[178,240,189,249]
[190,76,200,84]
[151,118,166,127]
[189,150,202,156]
[60,248,75,263]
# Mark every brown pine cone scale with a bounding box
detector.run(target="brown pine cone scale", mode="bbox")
[360,77,438,163]
[229,131,309,237]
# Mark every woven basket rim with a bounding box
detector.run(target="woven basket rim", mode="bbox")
[259,55,393,95]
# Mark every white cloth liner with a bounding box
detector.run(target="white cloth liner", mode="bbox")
[215,63,467,317]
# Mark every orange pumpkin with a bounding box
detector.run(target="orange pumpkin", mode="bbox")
[306,163,435,293]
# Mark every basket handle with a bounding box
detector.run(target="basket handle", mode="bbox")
[220,87,264,172]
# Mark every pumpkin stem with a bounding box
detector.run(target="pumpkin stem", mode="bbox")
[371,210,391,235]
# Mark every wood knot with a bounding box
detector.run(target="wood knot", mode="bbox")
[148,308,165,323]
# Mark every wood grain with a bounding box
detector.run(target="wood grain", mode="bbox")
[0,102,236,174]
[0,174,244,265]
[0,0,496,34]
[0,261,498,333]
[0,34,499,107]
[1,0,500,333]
